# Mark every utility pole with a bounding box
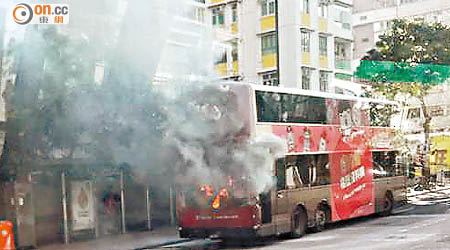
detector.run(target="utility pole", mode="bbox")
[61,171,69,244]
[275,0,280,86]
[120,170,126,234]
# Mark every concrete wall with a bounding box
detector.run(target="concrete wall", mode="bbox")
[353,23,374,62]
[240,0,259,84]
[33,174,63,246]
[353,0,397,13]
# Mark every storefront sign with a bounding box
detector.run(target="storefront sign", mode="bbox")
[71,180,95,231]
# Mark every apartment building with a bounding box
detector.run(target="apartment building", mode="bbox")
[353,0,450,67]
[153,0,208,83]
[207,0,241,79]
[206,0,355,93]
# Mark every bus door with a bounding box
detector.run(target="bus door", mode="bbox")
[259,191,271,224]
[274,159,292,233]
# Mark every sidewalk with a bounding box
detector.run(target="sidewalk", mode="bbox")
[407,183,450,206]
[37,226,188,250]
[33,185,450,250]
[407,183,450,198]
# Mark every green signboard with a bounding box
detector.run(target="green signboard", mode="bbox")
[355,60,450,85]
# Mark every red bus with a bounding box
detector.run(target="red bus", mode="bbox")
[176,83,407,239]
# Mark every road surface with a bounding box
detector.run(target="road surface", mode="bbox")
[153,188,450,250]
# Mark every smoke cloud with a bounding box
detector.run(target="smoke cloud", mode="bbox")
[5,0,286,200]
[160,84,286,193]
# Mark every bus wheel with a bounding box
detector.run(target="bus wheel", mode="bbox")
[291,208,307,238]
[312,209,327,232]
[381,193,393,216]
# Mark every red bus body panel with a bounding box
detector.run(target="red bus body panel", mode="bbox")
[178,205,259,229]
[271,124,394,221]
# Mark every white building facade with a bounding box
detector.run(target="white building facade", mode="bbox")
[206,0,356,94]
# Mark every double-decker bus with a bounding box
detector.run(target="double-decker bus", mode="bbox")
[176,83,407,239]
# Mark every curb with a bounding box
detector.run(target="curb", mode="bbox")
[133,238,193,250]
[407,186,450,198]
[392,204,414,215]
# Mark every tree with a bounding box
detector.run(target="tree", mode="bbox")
[355,19,450,176]
[1,23,166,181]
[0,26,98,176]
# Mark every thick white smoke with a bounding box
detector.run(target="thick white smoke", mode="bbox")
[159,83,286,193]
[74,0,287,194]
[4,0,287,197]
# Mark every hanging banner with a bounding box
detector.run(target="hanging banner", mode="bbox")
[71,180,95,231]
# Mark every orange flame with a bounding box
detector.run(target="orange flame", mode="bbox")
[219,188,229,197]
[200,185,214,197]
[212,195,220,209]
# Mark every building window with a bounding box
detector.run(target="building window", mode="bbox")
[400,0,420,4]
[318,4,327,18]
[261,33,277,55]
[195,7,205,24]
[333,5,351,30]
[212,7,224,27]
[319,36,327,56]
[407,108,421,119]
[216,47,227,64]
[429,105,444,117]
[232,42,238,61]
[302,0,310,14]
[261,0,276,16]
[232,4,238,22]
[335,40,351,70]
[374,21,390,32]
[319,71,328,92]
[301,30,310,52]
[301,67,311,90]
[262,71,279,86]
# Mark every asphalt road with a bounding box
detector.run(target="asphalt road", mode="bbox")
[156,191,450,250]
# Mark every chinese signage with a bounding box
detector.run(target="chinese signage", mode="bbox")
[12,3,69,25]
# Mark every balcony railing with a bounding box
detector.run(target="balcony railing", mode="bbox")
[260,15,275,32]
[335,57,351,70]
[231,22,238,34]
[214,61,239,76]
[262,52,277,68]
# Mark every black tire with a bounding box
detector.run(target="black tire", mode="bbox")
[179,229,188,238]
[311,207,329,233]
[291,208,307,238]
[380,194,393,216]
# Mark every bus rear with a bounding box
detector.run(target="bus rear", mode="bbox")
[175,83,262,239]
[176,177,262,238]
